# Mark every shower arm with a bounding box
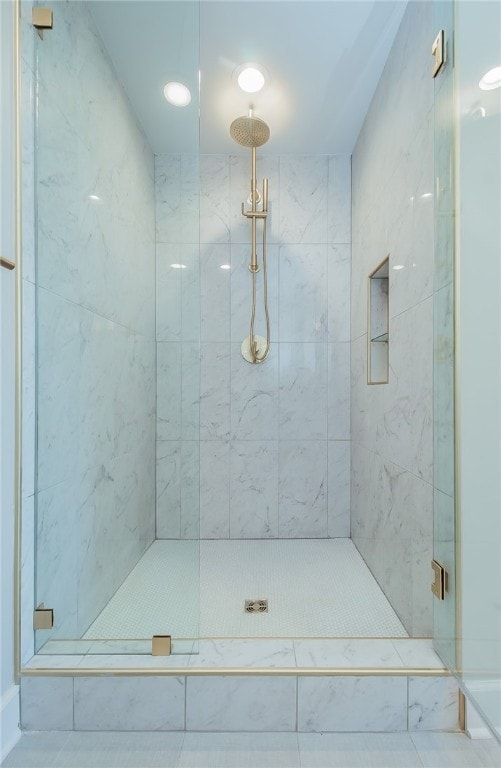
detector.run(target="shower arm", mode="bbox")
[241,146,268,273]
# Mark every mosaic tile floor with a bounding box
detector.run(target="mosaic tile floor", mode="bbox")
[83,539,407,639]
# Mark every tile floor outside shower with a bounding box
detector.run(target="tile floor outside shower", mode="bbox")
[3,731,501,768]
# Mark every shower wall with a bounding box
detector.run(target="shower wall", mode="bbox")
[34,1,156,640]
[155,153,351,539]
[350,1,434,636]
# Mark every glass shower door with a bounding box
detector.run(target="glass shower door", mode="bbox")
[33,0,201,655]
[432,0,456,671]
[454,0,501,738]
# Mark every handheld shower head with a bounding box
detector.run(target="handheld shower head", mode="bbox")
[230,114,270,148]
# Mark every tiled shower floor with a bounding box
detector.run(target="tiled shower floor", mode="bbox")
[82,539,407,640]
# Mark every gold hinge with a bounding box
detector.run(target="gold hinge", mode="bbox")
[33,604,54,630]
[32,7,53,39]
[152,635,171,656]
[431,559,448,600]
[432,30,446,78]
[459,690,466,731]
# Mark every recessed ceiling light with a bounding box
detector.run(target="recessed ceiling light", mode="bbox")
[479,66,501,91]
[235,63,267,93]
[171,263,187,269]
[163,81,191,107]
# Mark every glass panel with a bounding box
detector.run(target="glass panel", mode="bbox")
[432,0,456,670]
[455,0,501,739]
[34,1,200,655]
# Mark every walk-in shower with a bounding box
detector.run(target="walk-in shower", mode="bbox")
[230,110,271,363]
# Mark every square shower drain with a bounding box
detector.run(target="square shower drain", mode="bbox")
[244,599,268,613]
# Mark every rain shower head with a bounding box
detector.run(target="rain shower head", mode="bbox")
[230,113,270,148]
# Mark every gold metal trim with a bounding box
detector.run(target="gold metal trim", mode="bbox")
[152,635,171,656]
[459,689,466,731]
[32,7,53,39]
[33,607,54,630]
[13,0,22,687]
[432,30,446,78]
[367,255,390,385]
[431,559,447,601]
[1,256,16,270]
[20,666,452,678]
[452,2,462,679]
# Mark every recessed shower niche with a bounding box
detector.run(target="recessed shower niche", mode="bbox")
[367,256,389,384]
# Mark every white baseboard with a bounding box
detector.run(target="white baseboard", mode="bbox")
[1,684,21,762]
[465,694,496,740]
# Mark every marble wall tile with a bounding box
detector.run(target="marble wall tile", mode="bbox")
[231,344,279,441]
[434,283,454,497]
[20,677,74,731]
[21,495,35,664]
[279,441,328,538]
[21,58,36,285]
[180,245,201,342]
[280,156,328,244]
[76,451,155,635]
[298,676,407,732]
[156,245,200,342]
[279,245,328,342]
[156,151,350,540]
[181,343,200,441]
[74,677,185,731]
[200,243,231,342]
[351,447,433,635]
[200,343,230,441]
[32,0,157,642]
[328,441,350,537]
[181,441,200,539]
[155,154,199,245]
[157,343,181,441]
[200,155,230,244]
[328,343,350,440]
[392,640,445,670]
[351,0,435,635]
[328,155,352,245]
[156,441,181,538]
[156,245,182,341]
[230,154,280,244]
[230,243,279,345]
[37,91,155,340]
[22,280,35,500]
[186,676,297,731]
[155,154,181,244]
[189,639,296,669]
[36,480,79,644]
[408,677,459,732]
[294,639,403,669]
[279,343,328,441]
[200,441,230,539]
[328,244,351,343]
[230,441,279,538]
[378,300,433,484]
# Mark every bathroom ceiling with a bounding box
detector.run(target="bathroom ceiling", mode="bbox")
[90,0,407,155]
